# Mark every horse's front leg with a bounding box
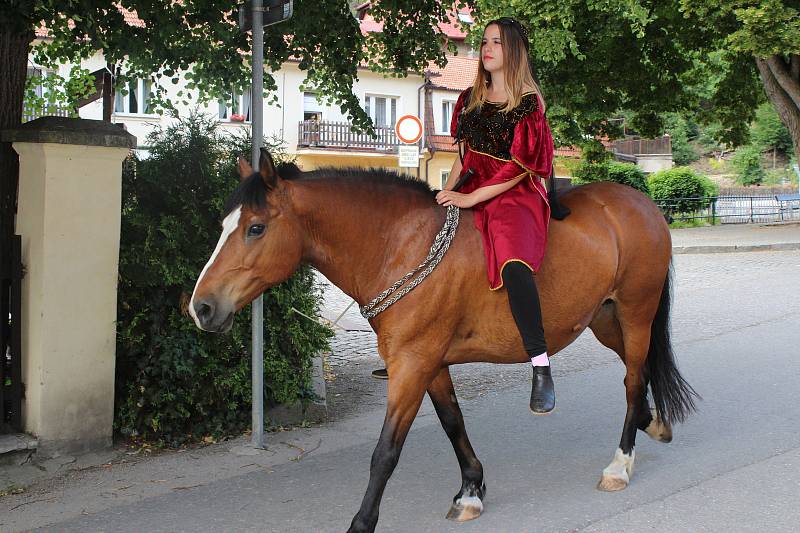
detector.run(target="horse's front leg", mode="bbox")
[347,362,437,533]
[428,367,486,522]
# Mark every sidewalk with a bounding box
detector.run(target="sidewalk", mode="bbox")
[670,221,800,253]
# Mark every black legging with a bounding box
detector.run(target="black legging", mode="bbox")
[501,261,548,356]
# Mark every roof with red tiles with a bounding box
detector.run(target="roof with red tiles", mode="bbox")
[357,3,472,40]
[35,6,144,38]
[425,54,478,92]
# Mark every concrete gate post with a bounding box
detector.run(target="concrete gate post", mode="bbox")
[2,117,136,455]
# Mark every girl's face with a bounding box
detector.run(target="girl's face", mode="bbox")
[481,24,504,73]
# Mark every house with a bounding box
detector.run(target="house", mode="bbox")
[25,4,484,188]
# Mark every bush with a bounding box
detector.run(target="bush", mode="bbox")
[573,160,649,194]
[732,145,766,186]
[115,114,332,446]
[580,139,612,164]
[647,166,718,214]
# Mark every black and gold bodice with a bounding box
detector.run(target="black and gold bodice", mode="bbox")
[455,91,539,160]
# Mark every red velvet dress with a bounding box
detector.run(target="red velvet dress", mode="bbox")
[451,88,554,289]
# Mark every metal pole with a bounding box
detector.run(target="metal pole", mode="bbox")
[250,0,265,449]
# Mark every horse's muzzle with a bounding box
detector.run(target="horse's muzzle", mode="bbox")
[192,296,235,333]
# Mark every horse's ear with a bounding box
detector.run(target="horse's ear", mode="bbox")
[259,148,278,188]
[237,156,253,182]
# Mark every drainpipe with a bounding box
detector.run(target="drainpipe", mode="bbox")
[418,74,436,183]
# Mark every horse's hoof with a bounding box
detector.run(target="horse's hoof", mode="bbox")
[597,448,634,492]
[597,472,629,491]
[445,495,484,522]
[644,411,672,443]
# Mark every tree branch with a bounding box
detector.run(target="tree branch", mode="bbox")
[791,54,800,85]
[765,55,800,110]
[756,57,800,157]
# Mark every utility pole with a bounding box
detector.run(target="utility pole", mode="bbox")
[239,0,293,449]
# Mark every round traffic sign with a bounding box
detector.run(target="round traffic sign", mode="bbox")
[395,115,423,144]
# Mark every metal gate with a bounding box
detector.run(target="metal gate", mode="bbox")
[1,235,23,432]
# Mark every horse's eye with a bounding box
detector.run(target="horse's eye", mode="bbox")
[247,224,265,237]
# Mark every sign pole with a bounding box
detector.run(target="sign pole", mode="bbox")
[250,0,265,450]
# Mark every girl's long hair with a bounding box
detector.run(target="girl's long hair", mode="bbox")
[467,18,546,114]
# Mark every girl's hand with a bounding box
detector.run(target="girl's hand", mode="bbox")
[436,190,476,208]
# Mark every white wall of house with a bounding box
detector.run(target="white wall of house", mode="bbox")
[27,46,432,161]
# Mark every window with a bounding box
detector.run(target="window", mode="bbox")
[303,92,322,121]
[218,88,252,122]
[364,94,398,128]
[114,78,154,115]
[441,99,457,134]
[440,169,450,189]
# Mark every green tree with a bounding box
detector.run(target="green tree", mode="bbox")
[681,0,800,158]
[731,144,766,185]
[751,102,794,156]
[664,113,700,166]
[0,0,464,277]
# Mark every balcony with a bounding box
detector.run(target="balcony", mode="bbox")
[22,103,73,124]
[297,120,401,153]
[612,136,672,159]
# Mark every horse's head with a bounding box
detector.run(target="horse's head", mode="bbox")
[189,149,303,332]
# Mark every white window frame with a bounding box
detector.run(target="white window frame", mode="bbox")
[114,78,157,116]
[218,88,252,123]
[364,93,399,129]
[440,98,457,135]
[440,169,451,189]
[303,91,322,121]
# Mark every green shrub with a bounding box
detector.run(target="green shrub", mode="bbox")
[573,161,649,194]
[647,166,718,214]
[115,114,332,446]
[732,145,766,186]
[580,139,612,163]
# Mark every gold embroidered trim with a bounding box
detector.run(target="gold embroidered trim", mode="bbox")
[489,259,537,291]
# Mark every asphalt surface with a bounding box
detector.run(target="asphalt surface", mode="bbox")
[7,249,798,532]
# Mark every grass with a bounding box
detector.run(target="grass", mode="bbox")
[668,216,720,229]
[0,485,25,498]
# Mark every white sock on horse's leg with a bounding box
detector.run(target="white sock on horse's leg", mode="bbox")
[531,352,549,367]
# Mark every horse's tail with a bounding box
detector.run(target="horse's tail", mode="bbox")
[647,264,699,425]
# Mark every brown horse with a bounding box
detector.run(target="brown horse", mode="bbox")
[189,150,697,533]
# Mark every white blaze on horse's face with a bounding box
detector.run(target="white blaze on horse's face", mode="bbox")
[189,206,242,330]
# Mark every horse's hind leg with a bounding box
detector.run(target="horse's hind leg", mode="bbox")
[427,367,486,522]
[590,303,654,491]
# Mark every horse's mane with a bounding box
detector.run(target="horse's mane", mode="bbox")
[225,163,434,216]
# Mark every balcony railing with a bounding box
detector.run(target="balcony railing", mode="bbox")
[298,120,401,152]
[22,103,73,123]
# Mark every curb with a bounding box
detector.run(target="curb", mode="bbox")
[673,242,800,254]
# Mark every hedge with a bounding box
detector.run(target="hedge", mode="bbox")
[647,166,719,214]
[115,114,332,446]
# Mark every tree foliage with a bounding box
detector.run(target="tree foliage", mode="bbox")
[573,160,649,195]
[731,144,766,186]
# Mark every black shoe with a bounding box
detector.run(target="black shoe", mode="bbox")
[530,366,555,414]
[371,368,389,380]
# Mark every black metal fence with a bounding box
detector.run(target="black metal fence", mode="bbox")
[655,194,800,224]
[1,235,23,433]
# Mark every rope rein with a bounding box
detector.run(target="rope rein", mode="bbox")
[360,205,460,319]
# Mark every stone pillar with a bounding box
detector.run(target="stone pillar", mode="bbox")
[2,118,136,455]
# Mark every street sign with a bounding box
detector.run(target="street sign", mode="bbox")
[239,0,293,31]
[398,145,419,168]
[395,114,423,144]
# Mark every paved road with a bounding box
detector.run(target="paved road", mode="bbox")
[7,251,800,532]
